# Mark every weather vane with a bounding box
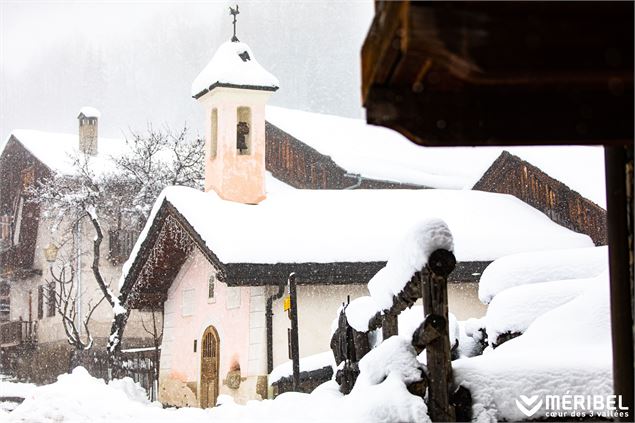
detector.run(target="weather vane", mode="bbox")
[229,5,240,42]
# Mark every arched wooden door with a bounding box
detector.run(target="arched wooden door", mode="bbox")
[200,325,220,408]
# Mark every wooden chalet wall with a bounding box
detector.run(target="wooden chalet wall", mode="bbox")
[473,151,607,245]
[265,122,425,190]
[0,137,46,274]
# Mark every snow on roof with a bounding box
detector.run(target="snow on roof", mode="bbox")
[2,129,127,175]
[78,106,101,119]
[265,106,607,207]
[191,41,279,98]
[121,186,593,288]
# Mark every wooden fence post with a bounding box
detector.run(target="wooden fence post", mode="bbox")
[422,249,456,422]
[382,313,398,339]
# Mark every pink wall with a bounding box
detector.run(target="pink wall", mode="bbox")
[199,88,272,205]
[163,251,251,386]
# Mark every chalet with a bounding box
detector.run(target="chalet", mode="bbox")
[117,36,601,407]
[0,110,157,383]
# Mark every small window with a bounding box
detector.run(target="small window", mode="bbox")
[210,108,218,159]
[182,288,195,316]
[37,286,44,320]
[13,197,24,246]
[0,215,11,242]
[208,274,216,302]
[236,107,251,155]
[0,282,10,322]
[47,282,56,317]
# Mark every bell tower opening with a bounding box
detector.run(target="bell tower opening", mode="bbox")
[236,107,251,155]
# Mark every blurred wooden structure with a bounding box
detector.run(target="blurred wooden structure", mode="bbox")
[361,1,634,420]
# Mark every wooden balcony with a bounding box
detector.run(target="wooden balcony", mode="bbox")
[0,320,37,348]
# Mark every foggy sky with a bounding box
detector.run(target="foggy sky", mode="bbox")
[0,1,373,142]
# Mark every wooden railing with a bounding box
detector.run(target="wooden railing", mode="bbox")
[0,320,37,347]
[72,347,160,401]
[331,249,467,422]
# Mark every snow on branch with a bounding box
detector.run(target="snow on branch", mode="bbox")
[28,124,204,355]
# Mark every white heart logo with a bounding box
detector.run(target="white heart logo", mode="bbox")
[516,395,542,417]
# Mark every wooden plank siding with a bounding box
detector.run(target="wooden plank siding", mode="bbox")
[0,137,48,275]
[265,122,426,190]
[473,151,607,246]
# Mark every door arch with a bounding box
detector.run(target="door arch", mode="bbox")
[200,325,220,408]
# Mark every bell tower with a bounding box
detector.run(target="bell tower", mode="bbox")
[192,8,278,204]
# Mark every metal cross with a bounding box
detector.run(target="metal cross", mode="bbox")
[229,5,240,42]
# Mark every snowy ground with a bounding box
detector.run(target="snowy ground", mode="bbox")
[2,340,429,423]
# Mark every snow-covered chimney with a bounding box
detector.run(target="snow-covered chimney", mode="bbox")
[77,106,100,156]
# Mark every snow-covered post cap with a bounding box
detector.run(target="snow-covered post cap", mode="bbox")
[390,217,455,278]
[360,218,455,326]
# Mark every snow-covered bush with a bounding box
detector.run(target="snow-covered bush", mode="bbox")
[478,246,607,304]
[484,277,592,347]
[454,272,612,421]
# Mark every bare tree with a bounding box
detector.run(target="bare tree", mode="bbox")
[45,258,107,350]
[30,125,203,355]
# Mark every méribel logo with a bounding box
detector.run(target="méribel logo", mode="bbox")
[516,395,543,417]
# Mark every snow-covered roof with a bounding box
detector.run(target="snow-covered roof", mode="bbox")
[78,106,101,119]
[191,41,279,98]
[121,186,593,287]
[1,129,127,175]
[265,106,607,207]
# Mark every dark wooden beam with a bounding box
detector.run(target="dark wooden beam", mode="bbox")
[605,145,634,420]
[365,83,633,146]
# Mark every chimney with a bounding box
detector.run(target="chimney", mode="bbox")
[77,106,100,155]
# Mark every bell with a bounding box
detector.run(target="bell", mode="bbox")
[236,121,249,153]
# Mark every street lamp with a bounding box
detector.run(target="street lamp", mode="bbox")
[43,243,59,264]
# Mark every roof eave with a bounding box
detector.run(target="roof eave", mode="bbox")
[192,82,279,100]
